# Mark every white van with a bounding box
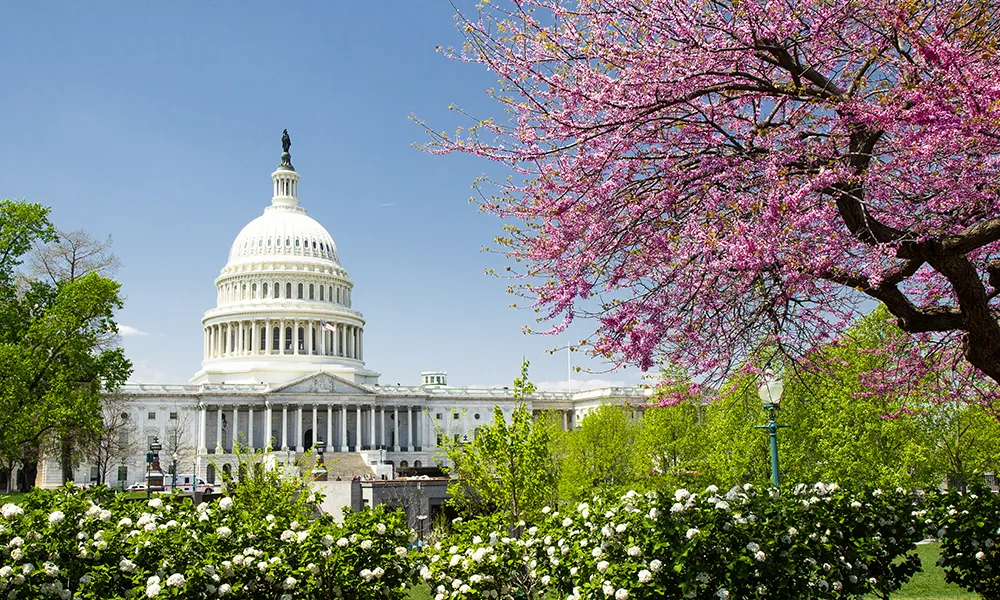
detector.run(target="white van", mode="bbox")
[162,474,214,493]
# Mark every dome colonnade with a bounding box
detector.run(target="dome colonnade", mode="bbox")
[191,133,377,385]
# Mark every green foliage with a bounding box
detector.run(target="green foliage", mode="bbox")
[0,199,131,478]
[418,483,926,600]
[0,476,413,598]
[216,445,322,524]
[440,362,557,526]
[556,404,641,501]
[643,308,1000,492]
[929,486,1000,598]
[633,400,710,489]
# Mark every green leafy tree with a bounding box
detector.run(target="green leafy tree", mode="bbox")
[557,403,641,501]
[440,362,557,526]
[0,198,131,490]
[634,400,710,489]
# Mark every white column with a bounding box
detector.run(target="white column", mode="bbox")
[232,405,239,451]
[380,407,386,448]
[312,405,318,447]
[265,320,272,355]
[216,406,224,454]
[293,320,299,355]
[249,320,256,356]
[281,405,288,450]
[359,329,363,361]
[247,406,254,450]
[393,406,400,452]
[326,405,333,451]
[296,406,304,452]
[370,405,376,449]
[199,404,207,453]
[279,322,286,355]
[307,322,314,356]
[265,403,273,450]
[355,405,361,448]
[320,324,326,356]
[407,406,414,451]
[340,404,348,452]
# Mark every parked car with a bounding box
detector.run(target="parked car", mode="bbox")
[163,474,214,494]
[125,482,147,492]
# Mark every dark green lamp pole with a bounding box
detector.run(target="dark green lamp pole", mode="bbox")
[146,437,162,500]
[119,457,126,493]
[755,374,786,488]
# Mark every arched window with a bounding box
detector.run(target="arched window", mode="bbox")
[286,283,292,298]
[297,283,303,299]
[262,283,268,297]
[328,286,333,302]
[285,238,291,247]
[260,327,266,351]
[295,238,300,248]
[309,284,314,300]
[251,283,257,299]
[274,282,280,298]
[297,327,305,351]
[267,238,271,247]
[319,286,324,301]
[241,284,247,300]
[284,327,293,350]
[336,288,341,303]
[272,327,280,350]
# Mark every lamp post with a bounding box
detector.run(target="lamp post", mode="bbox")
[119,457,126,493]
[146,437,162,500]
[416,514,428,549]
[755,373,786,488]
[171,453,179,492]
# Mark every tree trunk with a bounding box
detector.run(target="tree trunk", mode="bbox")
[60,435,74,484]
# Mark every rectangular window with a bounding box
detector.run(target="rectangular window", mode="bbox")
[436,435,443,446]
[89,466,99,482]
[147,411,156,420]
[435,413,442,420]
[452,412,460,420]
[169,412,178,420]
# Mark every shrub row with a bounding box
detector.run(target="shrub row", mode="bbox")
[0,483,997,599]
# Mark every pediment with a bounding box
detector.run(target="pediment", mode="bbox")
[270,372,374,395]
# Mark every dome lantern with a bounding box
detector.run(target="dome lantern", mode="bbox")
[272,129,300,206]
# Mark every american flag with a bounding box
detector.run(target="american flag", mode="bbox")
[320,321,337,333]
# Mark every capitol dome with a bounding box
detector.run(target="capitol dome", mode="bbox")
[190,132,380,386]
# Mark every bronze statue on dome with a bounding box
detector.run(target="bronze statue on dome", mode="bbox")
[282,129,291,153]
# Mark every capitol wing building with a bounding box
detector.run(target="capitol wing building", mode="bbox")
[39,137,652,489]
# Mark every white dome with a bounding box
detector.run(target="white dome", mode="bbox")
[225,204,340,269]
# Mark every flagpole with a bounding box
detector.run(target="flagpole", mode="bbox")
[567,344,572,391]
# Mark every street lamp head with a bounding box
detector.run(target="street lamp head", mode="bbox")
[171,453,179,462]
[316,438,326,456]
[757,371,784,408]
[150,437,162,452]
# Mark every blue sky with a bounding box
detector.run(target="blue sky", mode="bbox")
[0,2,644,390]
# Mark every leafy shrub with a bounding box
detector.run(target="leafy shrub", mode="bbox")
[927,486,1000,598]
[0,484,413,599]
[418,484,924,600]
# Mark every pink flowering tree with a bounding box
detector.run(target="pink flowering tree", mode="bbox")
[420,0,1000,402]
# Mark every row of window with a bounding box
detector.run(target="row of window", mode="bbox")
[435,412,481,420]
[218,281,351,306]
[146,411,179,420]
[237,236,336,261]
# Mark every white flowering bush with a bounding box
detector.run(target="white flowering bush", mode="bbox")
[927,486,1000,598]
[418,484,924,599]
[0,485,413,599]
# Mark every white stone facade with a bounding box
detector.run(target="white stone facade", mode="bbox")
[37,137,651,489]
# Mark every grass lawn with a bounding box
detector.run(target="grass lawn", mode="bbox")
[407,544,977,600]
[0,492,27,502]
[869,542,977,600]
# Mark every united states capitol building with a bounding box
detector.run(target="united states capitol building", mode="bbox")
[40,135,651,489]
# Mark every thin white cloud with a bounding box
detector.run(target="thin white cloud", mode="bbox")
[378,202,398,208]
[118,325,149,337]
